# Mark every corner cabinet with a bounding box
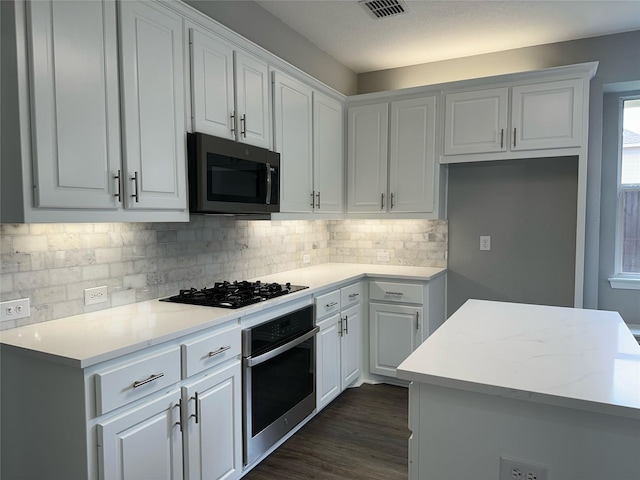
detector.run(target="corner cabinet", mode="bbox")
[347,96,438,216]
[189,25,270,149]
[273,70,344,214]
[443,78,584,158]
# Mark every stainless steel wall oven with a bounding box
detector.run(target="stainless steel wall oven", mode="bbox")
[242,305,317,466]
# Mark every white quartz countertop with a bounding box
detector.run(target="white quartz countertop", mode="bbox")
[0,263,445,368]
[397,299,640,419]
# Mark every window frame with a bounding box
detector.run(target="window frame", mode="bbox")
[610,94,640,290]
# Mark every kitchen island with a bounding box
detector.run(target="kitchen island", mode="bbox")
[397,299,640,480]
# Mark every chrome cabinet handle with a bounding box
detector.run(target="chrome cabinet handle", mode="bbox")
[266,163,272,205]
[114,170,122,202]
[513,127,517,148]
[230,111,236,134]
[132,372,164,388]
[190,392,199,424]
[500,128,504,149]
[385,291,404,296]
[326,301,338,308]
[381,193,385,210]
[310,191,315,208]
[416,311,420,330]
[316,191,320,209]
[241,114,246,137]
[131,171,139,203]
[208,345,231,357]
[390,192,395,209]
[348,293,359,298]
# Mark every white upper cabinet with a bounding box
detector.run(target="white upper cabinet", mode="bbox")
[511,79,583,151]
[27,0,121,209]
[119,0,187,211]
[347,103,389,213]
[190,26,270,149]
[273,71,314,213]
[443,78,584,158]
[443,88,508,156]
[348,97,438,215]
[313,92,344,213]
[389,97,437,213]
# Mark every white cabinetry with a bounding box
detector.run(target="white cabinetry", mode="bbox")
[443,78,584,158]
[347,96,438,215]
[369,277,445,378]
[189,26,270,149]
[315,283,362,411]
[119,0,187,211]
[273,71,344,214]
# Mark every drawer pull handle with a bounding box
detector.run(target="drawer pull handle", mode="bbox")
[385,291,404,296]
[208,345,231,357]
[326,301,338,308]
[132,372,164,388]
[348,293,359,298]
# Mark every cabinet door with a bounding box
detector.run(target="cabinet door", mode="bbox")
[389,97,437,213]
[190,28,235,140]
[340,304,361,388]
[273,71,314,213]
[313,92,344,213]
[443,88,508,155]
[347,103,389,213]
[317,314,342,411]
[27,0,120,209]
[119,1,187,211]
[98,389,183,480]
[369,303,423,378]
[511,79,583,151]
[235,52,270,148]
[183,361,242,480]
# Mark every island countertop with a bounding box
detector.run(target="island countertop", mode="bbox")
[397,299,640,419]
[0,263,445,368]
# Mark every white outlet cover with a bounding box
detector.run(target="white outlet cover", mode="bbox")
[480,235,491,251]
[0,298,31,323]
[377,251,390,262]
[84,286,108,306]
[302,254,311,264]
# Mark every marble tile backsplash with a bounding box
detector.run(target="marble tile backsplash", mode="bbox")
[0,218,447,329]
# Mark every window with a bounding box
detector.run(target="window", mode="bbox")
[611,96,640,288]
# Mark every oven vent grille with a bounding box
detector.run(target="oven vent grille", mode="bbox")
[359,0,408,19]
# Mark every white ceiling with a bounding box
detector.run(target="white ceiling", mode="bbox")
[255,0,640,73]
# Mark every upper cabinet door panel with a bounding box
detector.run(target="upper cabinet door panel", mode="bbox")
[119,1,187,210]
[511,79,583,151]
[27,0,120,209]
[235,52,270,149]
[389,97,437,213]
[313,92,344,213]
[347,103,389,213]
[443,88,508,155]
[190,28,235,140]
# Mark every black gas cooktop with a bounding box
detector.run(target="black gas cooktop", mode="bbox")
[160,281,308,309]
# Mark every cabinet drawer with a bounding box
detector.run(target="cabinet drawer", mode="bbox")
[369,281,423,304]
[181,323,241,378]
[95,346,181,416]
[340,283,361,308]
[315,290,341,319]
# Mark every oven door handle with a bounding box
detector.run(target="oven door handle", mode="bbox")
[246,326,319,368]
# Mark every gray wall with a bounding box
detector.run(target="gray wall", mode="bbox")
[183,0,357,95]
[599,91,640,323]
[359,30,640,320]
[447,157,578,316]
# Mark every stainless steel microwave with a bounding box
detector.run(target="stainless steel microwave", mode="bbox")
[187,132,280,215]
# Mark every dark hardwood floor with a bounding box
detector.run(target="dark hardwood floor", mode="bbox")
[243,383,409,480]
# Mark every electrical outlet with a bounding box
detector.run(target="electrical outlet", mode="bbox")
[500,456,547,480]
[377,251,390,262]
[0,298,31,323]
[480,235,491,251]
[302,254,311,264]
[84,286,108,306]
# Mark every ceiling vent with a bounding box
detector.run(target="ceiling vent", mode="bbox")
[359,0,408,20]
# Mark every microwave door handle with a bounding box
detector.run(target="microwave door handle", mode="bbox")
[265,163,271,205]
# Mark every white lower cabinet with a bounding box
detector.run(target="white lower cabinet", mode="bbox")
[98,389,184,480]
[182,361,242,480]
[316,283,362,411]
